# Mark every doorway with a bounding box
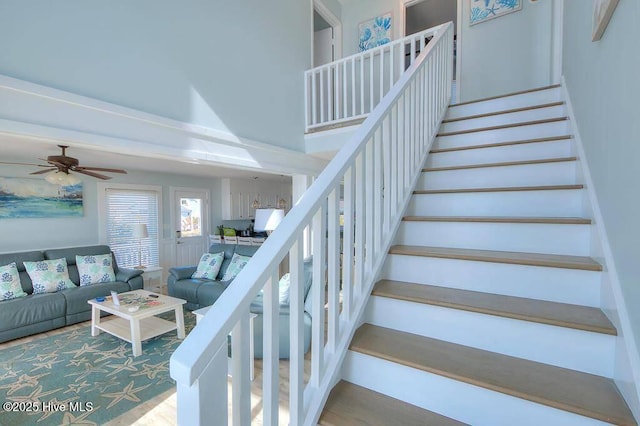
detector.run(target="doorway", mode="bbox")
[312,1,342,67]
[404,0,459,103]
[171,187,210,267]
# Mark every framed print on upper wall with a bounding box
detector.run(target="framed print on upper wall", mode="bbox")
[470,0,523,26]
[592,0,619,41]
[359,12,392,52]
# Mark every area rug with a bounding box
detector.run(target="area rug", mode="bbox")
[0,312,196,426]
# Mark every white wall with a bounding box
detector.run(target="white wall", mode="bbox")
[0,0,312,151]
[562,0,640,357]
[458,0,553,102]
[0,165,223,254]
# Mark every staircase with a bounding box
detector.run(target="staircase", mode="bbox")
[319,86,638,425]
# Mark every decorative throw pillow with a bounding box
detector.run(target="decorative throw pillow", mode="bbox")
[76,254,116,286]
[0,262,27,301]
[221,253,252,282]
[192,252,225,279]
[278,273,291,305]
[23,258,76,294]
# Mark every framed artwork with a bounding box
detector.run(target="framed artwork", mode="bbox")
[592,0,619,41]
[359,12,392,52]
[470,0,523,26]
[0,177,83,219]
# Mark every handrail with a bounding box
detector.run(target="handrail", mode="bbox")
[171,21,454,426]
[305,25,442,132]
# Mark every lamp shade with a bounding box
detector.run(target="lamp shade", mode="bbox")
[132,223,149,238]
[254,208,284,232]
[45,171,80,186]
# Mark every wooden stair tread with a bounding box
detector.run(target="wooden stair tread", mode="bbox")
[430,135,572,154]
[442,101,565,123]
[351,324,636,426]
[319,380,467,426]
[423,157,576,172]
[389,245,602,271]
[437,117,568,137]
[373,280,616,335]
[414,184,584,195]
[451,84,561,107]
[305,117,367,134]
[403,216,591,225]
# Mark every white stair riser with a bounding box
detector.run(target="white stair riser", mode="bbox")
[427,139,574,168]
[435,121,570,150]
[382,254,601,307]
[366,297,614,377]
[396,221,591,256]
[343,351,608,426]
[418,161,578,190]
[446,88,563,120]
[407,189,585,217]
[441,105,566,133]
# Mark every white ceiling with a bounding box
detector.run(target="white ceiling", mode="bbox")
[0,134,287,181]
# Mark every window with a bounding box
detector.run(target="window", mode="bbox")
[99,184,161,269]
[180,197,202,237]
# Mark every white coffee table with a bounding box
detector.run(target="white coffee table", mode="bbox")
[89,289,186,357]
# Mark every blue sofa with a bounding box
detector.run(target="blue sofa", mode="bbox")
[0,245,143,343]
[168,243,313,358]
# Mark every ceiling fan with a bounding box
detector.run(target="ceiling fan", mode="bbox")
[0,145,127,180]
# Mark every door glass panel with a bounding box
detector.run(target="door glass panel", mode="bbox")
[180,198,202,237]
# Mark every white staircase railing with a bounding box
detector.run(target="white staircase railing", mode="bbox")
[170,21,454,426]
[305,25,443,132]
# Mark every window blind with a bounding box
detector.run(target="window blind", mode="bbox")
[104,188,160,268]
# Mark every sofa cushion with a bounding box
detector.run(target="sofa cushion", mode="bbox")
[196,281,229,307]
[169,278,206,306]
[24,258,76,294]
[0,250,44,294]
[0,292,66,333]
[0,262,27,301]
[44,245,114,285]
[221,253,251,282]
[76,254,116,286]
[192,252,224,280]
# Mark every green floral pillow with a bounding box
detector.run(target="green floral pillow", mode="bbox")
[221,253,252,282]
[76,254,116,286]
[192,252,225,279]
[23,258,76,294]
[0,262,27,301]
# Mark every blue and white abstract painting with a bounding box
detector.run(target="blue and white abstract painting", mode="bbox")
[470,0,522,26]
[0,177,83,219]
[359,13,392,52]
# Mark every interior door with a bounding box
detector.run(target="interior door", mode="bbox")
[314,27,334,67]
[172,188,209,266]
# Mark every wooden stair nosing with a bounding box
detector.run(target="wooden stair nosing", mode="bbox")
[413,184,584,195]
[423,157,577,173]
[388,245,603,272]
[436,117,569,137]
[442,101,565,123]
[319,380,468,426]
[351,324,636,426]
[450,84,561,108]
[429,135,573,154]
[402,216,592,225]
[373,280,616,335]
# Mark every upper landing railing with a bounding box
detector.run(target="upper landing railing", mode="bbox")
[171,22,453,426]
[305,25,443,132]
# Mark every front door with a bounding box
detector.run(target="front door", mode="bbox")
[171,188,209,266]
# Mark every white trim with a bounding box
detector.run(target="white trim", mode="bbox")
[0,74,327,176]
[561,77,640,419]
[551,0,564,84]
[314,0,343,61]
[456,0,462,103]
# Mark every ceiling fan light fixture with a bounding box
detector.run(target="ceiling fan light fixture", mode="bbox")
[45,171,80,186]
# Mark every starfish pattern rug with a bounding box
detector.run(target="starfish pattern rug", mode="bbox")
[0,312,195,425]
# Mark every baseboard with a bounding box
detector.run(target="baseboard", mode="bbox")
[561,76,640,419]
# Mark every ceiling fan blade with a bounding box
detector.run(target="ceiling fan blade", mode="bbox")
[0,161,44,167]
[30,168,57,175]
[75,166,127,174]
[74,169,112,180]
[46,160,67,168]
